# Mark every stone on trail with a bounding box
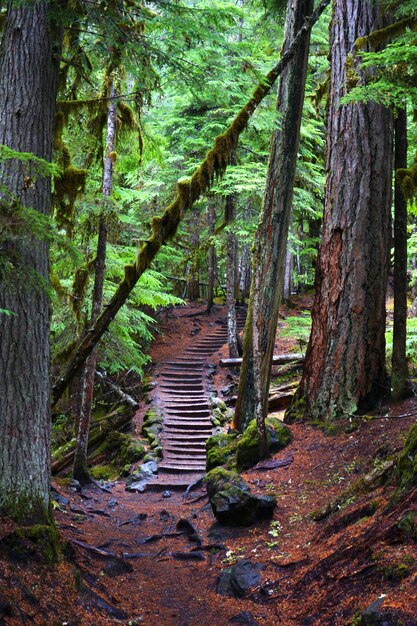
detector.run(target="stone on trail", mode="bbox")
[205,468,276,526]
[217,560,263,598]
[229,610,258,625]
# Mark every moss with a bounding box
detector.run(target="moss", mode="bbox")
[382,562,411,582]
[396,511,417,540]
[236,418,291,471]
[53,164,87,236]
[204,467,249,498]
[117,101,136,131]
[397,423,417,488]
[206,433,238,472]
[90,464,116,481]
[397,154,417,202]
[354,18,415,52]
[0,524,61,565]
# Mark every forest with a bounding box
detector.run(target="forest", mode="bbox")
[1,0,417,623]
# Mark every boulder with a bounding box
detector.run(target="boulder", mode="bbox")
[236,418,291,471]
[397,423,417,488]
[205,468,276,526]
[206,433,238,472]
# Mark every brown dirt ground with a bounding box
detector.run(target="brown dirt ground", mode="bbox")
[1,299,417,626]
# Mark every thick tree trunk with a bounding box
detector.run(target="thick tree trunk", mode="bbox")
[0,1,62,523]
[287,0,393,422]
[72,83,116,482]
[206,200,216,313]
[51,0,331,406]
[392,108,409,400]
[234,0,315,437]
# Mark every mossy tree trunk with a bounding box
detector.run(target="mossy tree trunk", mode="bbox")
[234,0,315,438]
[186,210,200,300]
[392,107,409,401]
[282,232,293,302]
[287,0,393,422]
[51,0,331,407]
[206,200,216,313]
[0,0,63,523]
[72,82,116,482]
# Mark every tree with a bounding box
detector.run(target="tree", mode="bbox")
[392,107,409,400]
[51,0,331,406]
[234,0,316,445]
[0,0,63,524]
[287,0,394,422]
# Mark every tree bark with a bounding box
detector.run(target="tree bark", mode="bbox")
[0,1,63,523]
[72,82,116,482]
[287,0,394,422]
[51,0,331,406]
[282,235,294,302]
[186,210,200,300]
[391,107,409,400]
[206,200,216,313]
[234,0,315,439]
[225,153,239,358]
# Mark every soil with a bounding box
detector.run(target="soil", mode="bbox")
[1,299,417,626]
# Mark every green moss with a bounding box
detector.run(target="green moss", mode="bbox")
[382,562,411,582]
[206,433,238,472]
[397,511,417,540]
[0,524,61,565]
[397,423,417,488]
[236,418,291,471]
[90,464,116,481]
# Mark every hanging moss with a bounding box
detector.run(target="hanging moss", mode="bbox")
[354,18,416,52]
[397,154,417,201]
[71,264,90,321]
[117,101,137,132]
[54,165,87,236]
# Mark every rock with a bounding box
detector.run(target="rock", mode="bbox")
[205,468,276,526]
[163,490,172,498]
[50,487,69,506]
[206,433,238,472]
[176,518,202,544]
[103,557,133,578]
[141,460,158,475]
[171,551,205,561]
[160,509,171,522]
[108,499,118,508]
[211,397,228,412]
[217,560,262,598]
[229,611,257,625]
[396,510,417,540]
[361,597,406,625]
[69,478,81,491]
[236,418,292,471]
[221,384,235,397]
[126,480,147,493]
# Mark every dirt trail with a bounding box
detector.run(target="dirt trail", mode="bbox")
[1,302,417,625]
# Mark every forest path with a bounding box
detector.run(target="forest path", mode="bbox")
[147,307,246,489]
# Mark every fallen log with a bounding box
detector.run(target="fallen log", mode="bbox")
[95,370,139,410]
[219,353,304,368]
[51,408,132,474]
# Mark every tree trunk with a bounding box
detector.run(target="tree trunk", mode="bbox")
[51,0,331,407]
[287,0,393,422]
[0,1,62,523]
[282,235,294,302]
[234,0,315,437]
[392,107,409,400]
[72,83,116,482]
[187,211,200,300]
[225,155,239,358]
[206,200,216,313]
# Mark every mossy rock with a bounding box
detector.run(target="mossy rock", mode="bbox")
[206,433,238,472]
[236,418,291,471]
[90,464,116,481]
[211,407,227,426]
[143,409,163,427]
[396,510,417,540]
[205,467,276,526]
[397,423,417,488]
[0,524,60,565]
